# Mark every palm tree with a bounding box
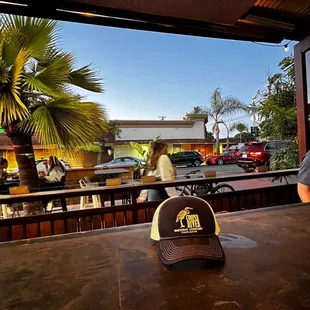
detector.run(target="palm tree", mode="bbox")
[206,88,244,154]
[0,15,108,215]
[217,121,235,151]
[233,122,248,143]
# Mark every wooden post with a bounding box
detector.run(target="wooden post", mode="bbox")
[131,190,139,224]
[294,36,310,161]
[172,164,177,180]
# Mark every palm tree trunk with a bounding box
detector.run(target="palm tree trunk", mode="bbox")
[215,133,220,155]
[240,132,242,143]
[10,132,42,215]
[226,135,229,151]
[214,124,220,155]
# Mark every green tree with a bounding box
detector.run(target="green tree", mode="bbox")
[234,132,253,142]
[0,16,108,214]
[206,131,214,140]
[233,122,248,143]
[249,55,298,170]
[207,88,244,154]
[183,106,207,121]
[96,120,121,165]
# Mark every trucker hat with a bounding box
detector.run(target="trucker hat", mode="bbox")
[151,196,225,265]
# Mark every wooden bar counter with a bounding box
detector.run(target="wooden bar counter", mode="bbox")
[0,203,309,309]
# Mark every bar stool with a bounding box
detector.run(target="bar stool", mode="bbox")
[1,186,28,218]
[79,178,101,209]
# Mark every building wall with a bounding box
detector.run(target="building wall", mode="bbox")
[117,120,205,141]
[114,143,174,160]
[114,143,224,161]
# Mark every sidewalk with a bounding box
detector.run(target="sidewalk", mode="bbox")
[227,175,297,191]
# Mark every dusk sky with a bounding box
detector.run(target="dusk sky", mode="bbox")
[60,21,292,136]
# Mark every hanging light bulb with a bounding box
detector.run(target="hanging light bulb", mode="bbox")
[284,44,289,52]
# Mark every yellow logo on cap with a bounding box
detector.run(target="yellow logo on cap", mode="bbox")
[174,207,202,234]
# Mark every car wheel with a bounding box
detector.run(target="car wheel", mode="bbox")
[217,159,224,165]
[193,160,201,167]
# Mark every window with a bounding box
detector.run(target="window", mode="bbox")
[265,142,276,151]
[113,158,122,163]
[275,141,285,149]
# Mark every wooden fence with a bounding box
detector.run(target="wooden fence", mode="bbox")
[0,169,300,243]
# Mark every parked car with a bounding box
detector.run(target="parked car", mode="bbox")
[11,158,71,175]
[237,140,287,172]
[95,156,146,168]
[169,151,203,167]
[206,151,239,165]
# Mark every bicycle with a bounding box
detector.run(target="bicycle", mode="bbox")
[176,170,235,196]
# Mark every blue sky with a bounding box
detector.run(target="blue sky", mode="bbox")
[60,21,292,135]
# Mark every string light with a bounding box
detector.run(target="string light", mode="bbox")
[253,40,292,52]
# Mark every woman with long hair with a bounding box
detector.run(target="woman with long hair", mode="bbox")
[139,140,178,202]
[43,156,66,183]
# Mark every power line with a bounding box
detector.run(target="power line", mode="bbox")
[207,114,250,126]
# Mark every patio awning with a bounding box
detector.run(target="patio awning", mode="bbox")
[1,0,310,42]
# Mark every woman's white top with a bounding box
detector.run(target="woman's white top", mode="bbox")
[44,166,65,183]
[140,155,178,199]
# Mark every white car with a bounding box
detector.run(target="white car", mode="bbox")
[95,156,146,169]
[11,159,71,174]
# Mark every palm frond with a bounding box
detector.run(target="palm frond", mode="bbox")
[0,57,8,84]
[37,46,67,69]
[18,97,108,150]
[11,48,30,103]
[220,96,244,116]
[210,87,222,111]
[23,52,74,96]
[0,92,29,124]
[0,29,22,67]
[69,65,103,93]
[129,142,146,160]
[1,15,59,60]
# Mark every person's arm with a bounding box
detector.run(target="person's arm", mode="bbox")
[158,155,178,197]
[158,155,174,182]
[297,151,310,202]
[298,183,310,203]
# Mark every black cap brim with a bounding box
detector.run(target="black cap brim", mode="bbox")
[158,235,225,265]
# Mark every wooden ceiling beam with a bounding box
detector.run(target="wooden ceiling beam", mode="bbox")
[0,0,306,42]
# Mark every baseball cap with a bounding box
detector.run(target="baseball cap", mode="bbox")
[151,196,225,265]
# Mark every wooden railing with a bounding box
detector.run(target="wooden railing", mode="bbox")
[0,169,300,242]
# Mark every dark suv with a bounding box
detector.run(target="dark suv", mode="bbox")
[237,140,286,172]
[169,151,203,167]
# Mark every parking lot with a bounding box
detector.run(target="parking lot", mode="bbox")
[176,164,297,190]
[177,163,243,178]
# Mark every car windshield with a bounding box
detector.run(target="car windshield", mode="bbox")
[240,143,263,152]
